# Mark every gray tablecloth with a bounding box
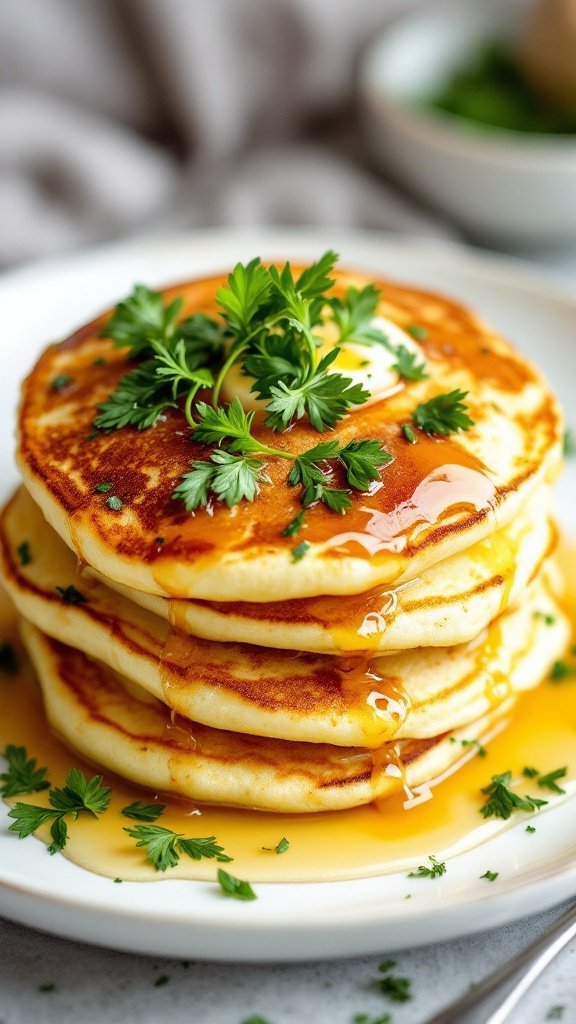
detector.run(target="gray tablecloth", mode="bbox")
[0,0,453,267]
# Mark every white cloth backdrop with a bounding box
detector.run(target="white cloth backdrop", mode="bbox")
[0,0,452,265]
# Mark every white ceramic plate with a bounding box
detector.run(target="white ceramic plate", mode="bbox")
[0,228,575,962]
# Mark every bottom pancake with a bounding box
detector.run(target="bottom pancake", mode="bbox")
[22,619,520,813]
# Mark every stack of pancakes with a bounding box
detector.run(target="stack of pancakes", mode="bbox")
[1,268,569,813]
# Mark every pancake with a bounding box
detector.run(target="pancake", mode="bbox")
[5,487,555,655]
[20,620,518,813]
[2,492,568,748]
[92,487,555,654]
[16,267,563,601]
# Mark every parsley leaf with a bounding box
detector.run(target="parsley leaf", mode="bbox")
[94,361,175,432]
[265,349,369,432]
[101,284,183,356]
[480,771,548,820]
[174,452,270,510]
[413,389,474,436]
[217,867,257,901]
[121,800,166,822]
[0,745,50,798]
[407,854,446,879]
[330,284,389,346]
[125,824,232,871]
[8,768,110,854]
[338,439,393,490]
[536,767,567,794]
[480,870,499,882]
[216,258,273,334]
[391,344,429,382]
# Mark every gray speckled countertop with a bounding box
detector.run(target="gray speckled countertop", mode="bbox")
[0,902,575,1024]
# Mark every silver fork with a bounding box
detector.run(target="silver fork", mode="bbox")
[423,901,576,1024]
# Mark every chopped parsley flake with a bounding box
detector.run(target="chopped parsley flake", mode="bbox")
[16,541,31,566]
[51,374,73,391]
[291,541,310,562]
[282,510,305,537]
[533,610,556,626]
[407,854,446,879]
[407,324,428,340]
[154,975,170,987]
[526,825,536,833]
[353,1015,392,1024]
[263,837,290,855]
[217,867,257,901]
[551,659,576,682]
[55,585,87,605]
[480,870,499,882]
[94,482,113,493]
[536,767,567,794]
[376,960,412,1003]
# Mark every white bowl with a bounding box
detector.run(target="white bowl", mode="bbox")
[360,0,576,247]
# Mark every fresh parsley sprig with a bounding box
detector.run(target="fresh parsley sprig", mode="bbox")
[0,745,50,798]
[412,389,474,436]
[124,824,232,871]
[8,768,110,854]
[479,771,548,820]
[96,286,225,431]
[407,854,446,879]
[173,400,393,512]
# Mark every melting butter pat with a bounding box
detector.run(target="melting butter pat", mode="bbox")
[219,317,421,413]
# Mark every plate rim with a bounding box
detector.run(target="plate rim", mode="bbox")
[1,225,575,961]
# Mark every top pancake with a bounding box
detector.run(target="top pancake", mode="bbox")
[17,267,563,601]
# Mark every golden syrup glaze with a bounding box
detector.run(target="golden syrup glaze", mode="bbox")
[2,491,561,754]
[161,501,554,655]
[0,550,575,883]
[16,267,563,603]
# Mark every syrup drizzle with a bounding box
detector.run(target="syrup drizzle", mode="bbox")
[0,542,575,884]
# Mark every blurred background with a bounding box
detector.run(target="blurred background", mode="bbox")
[2,0,576,268]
